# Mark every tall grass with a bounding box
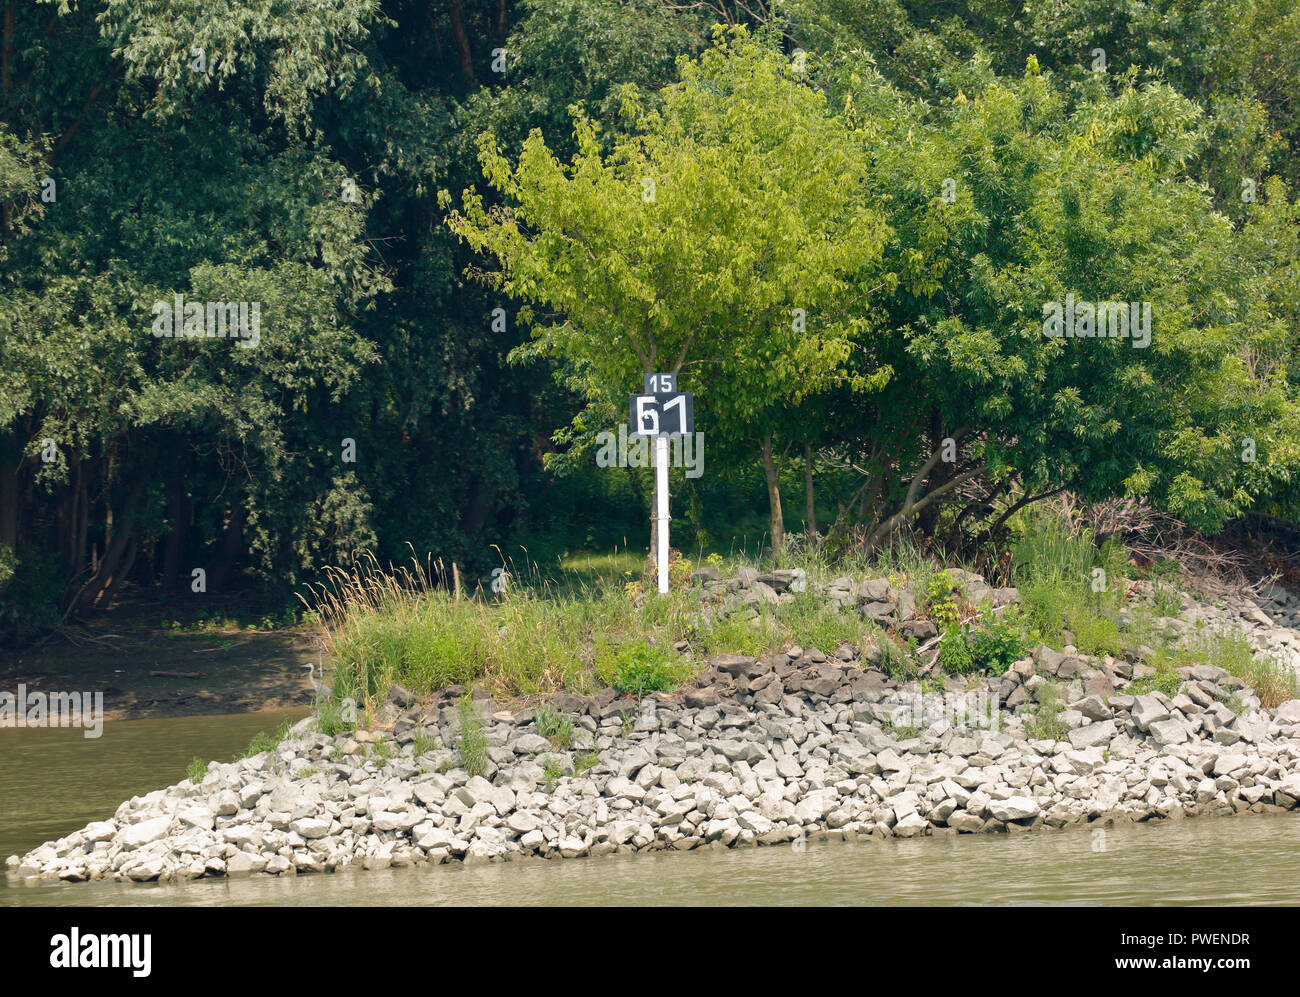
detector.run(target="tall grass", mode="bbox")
[302,550,698,705]
[1184,626,1297,709]
[1010,505,1126,653]
[302,546,903,705]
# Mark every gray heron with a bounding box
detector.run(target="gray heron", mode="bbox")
[303,661,332,701]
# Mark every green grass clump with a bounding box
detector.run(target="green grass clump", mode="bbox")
[920,676,946,694]
[314,686,360,737]
[241,717,296,759]
[777,590,874,657]
[880,636,917,682]
[534,704,575,749]
[596,640,689,697]
[1067,605,1122,657]
[1011,506,1129,653]
[1127,670,1183,698]
[1152,581,1182,617]
[186,757,208,784]
[305,553,706,705]
[369,734,395,763]
[1025,681,1068,741]
[412,727,439,755]
[1185,627,1297,709]
[542,756,566,791]
[456,694,488,776]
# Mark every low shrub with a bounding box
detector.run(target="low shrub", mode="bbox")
[937,624,976,674]
[596,640,686,697]
[967,605,1032,675]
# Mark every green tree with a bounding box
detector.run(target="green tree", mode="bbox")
[445,29,889,552]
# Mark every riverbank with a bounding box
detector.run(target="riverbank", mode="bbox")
[0,599,319,721]
[9,565,1300,884]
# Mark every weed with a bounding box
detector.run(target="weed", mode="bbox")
[926,570,962,629]
[967,604,1032,675]
[240,717,296,759]
[314,691,357,737]
[412,728,439,755]
[881,637,916,683]
[369,735,395,763]
[186,757,208,784]
[456,694,488,776]
[534,704,576,749]
[1195,628,1297,708]
[542,756,566,790]
[1152,581,1183,617]
[937,624,976,674]
[596,640,686,697]
[889,720,921,740]
[1025,681,1068,741]
[920,676,946,694]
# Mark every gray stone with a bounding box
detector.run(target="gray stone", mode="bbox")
[1148,718,1189,746]
[1068,720,1115,750]
[989,796,1040,822]
[118,816,172,849]
[291,817,330,839]
[1273,700,1300,725]
[1131,695,1171,731]
[1073,695,1113,722]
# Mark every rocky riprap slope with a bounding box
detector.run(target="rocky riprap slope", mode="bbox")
[9,569,1300,885]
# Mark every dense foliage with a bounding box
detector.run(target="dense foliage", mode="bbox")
[2,1,1299,638]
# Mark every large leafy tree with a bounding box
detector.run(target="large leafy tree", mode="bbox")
[445,29,889,551]
[0,0,386,619]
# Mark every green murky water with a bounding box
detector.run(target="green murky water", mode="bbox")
[0,710,306,863]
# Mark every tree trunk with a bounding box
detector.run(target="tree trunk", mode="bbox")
[162,473,185,593]
[760,435,785,553]
[448,0,476,84]
[94,533,137,611]
[208,504,246,593]
[0,448,18,553]
[802,442,817,544]
[917,410,950,537]
[71,485,141,615]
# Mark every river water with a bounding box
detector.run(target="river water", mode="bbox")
[3,712,1299,906]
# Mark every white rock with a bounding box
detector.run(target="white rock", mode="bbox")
[291,817,330,839]
[84,821,116,843]
[118,816,173,849]
[989,796,1040,822]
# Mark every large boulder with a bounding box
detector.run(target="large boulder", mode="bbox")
[1131,694,1171,731]
[1273,700,1300,725]
[1067,720,1115,750]
[989,796,1040,822]
[117,816,173,849]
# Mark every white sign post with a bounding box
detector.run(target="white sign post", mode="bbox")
[630,373,693,595]
[656,434,669,595]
